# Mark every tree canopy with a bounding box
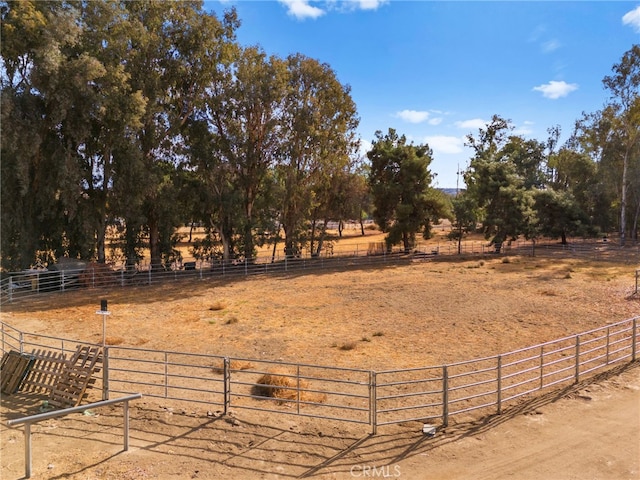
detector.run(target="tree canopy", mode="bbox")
[0,2,637,270]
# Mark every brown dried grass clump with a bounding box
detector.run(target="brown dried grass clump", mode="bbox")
[211,360,254,375]
[252,369,326,404]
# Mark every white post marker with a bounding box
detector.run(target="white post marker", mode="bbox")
[96,299,111,346]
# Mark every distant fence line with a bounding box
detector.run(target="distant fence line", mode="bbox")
[1,238,637,305]
[1,316,638,434]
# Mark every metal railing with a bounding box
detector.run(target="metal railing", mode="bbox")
[2,316,637,435]
[6,394,142,479]
[3,238,637,305]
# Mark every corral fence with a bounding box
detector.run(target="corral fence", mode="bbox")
[2,316,637,434]
[2,237,638,305]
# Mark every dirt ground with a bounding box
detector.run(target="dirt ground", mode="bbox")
[1,232,639,479]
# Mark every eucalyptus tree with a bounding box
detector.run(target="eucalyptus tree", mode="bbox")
[77,0,146,264]
[201,46,287,261]
[117,1,239,268]
[601,45,640,244]
[1,0,96,269]
[277,54,359,258]
[367,128,447,253]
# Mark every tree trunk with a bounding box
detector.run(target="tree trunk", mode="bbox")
[620,149,629,246]
[148,214,161,270]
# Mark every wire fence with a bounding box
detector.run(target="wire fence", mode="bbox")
[2,316,637,434]
[2,237,637,305]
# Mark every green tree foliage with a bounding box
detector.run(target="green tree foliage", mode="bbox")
[367,129,447,252]
[277,54,360,258]
[464,116,538,247]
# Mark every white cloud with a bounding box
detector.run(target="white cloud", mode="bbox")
[354,0,388,10]
[454,118,488,130]
[532,80,578,99]
[428,117,443,126]
[359,138,373,156]
[541,39,561,53]
[622,6,640,32]
[424,135,465,155]
[278,0,325,20]
[395,109,430,123]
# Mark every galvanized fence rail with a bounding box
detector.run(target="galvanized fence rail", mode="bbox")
[2,316,637,434]
[3,238,637,305]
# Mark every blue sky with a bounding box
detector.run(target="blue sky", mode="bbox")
[205,1,640,188]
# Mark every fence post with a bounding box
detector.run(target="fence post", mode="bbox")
[19,332,24,354]
[497,355,502,415]
[296,365,301,416]
[164,352,169,398]
[539,345,544,389]
[442,365,449,427]
[633,318,637,362]
[574,336,580,383]
[224,357,230,415]
[370,371,377,435]
[606,327,610,365]
[102,347,109,401]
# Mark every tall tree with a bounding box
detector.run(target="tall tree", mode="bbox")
[464,116,538,248]
[278,54,359,257]
[1,1,93,269]
[120,1,239,268]
[367,128,446,252]
[601,45,640,245]
[204,46,286,261]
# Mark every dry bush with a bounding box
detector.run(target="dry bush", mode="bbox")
[339,341,357,351]
[209,301,226,311]
[252,369,326,404]
[104,336,124,345]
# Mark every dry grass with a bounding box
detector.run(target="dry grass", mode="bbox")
[211,360,254,375]
[252,369,326,404]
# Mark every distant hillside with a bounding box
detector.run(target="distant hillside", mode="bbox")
[438,188,465,196]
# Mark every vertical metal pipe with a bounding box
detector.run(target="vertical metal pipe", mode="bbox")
[496,356,502,415]
[164,352,169,398]
[539,345,544,389]
[632,318,637,362]
[224,357,230,415]
[102,347,109,401]
[575,336,581,383]
[25,422,32,478]
[442,366,449,427]
[296,365,301,416]
[124,400,130,451]
[606,327,610,365]
[370,371,377,435]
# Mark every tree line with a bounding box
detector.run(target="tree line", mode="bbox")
[1,1,638,272]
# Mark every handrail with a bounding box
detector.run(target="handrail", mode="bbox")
[6,393,142,479]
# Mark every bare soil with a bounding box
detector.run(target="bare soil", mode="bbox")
[1,231,639,479]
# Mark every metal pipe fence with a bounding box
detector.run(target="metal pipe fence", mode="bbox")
[2,238,637,305]
[2,316,637,434]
